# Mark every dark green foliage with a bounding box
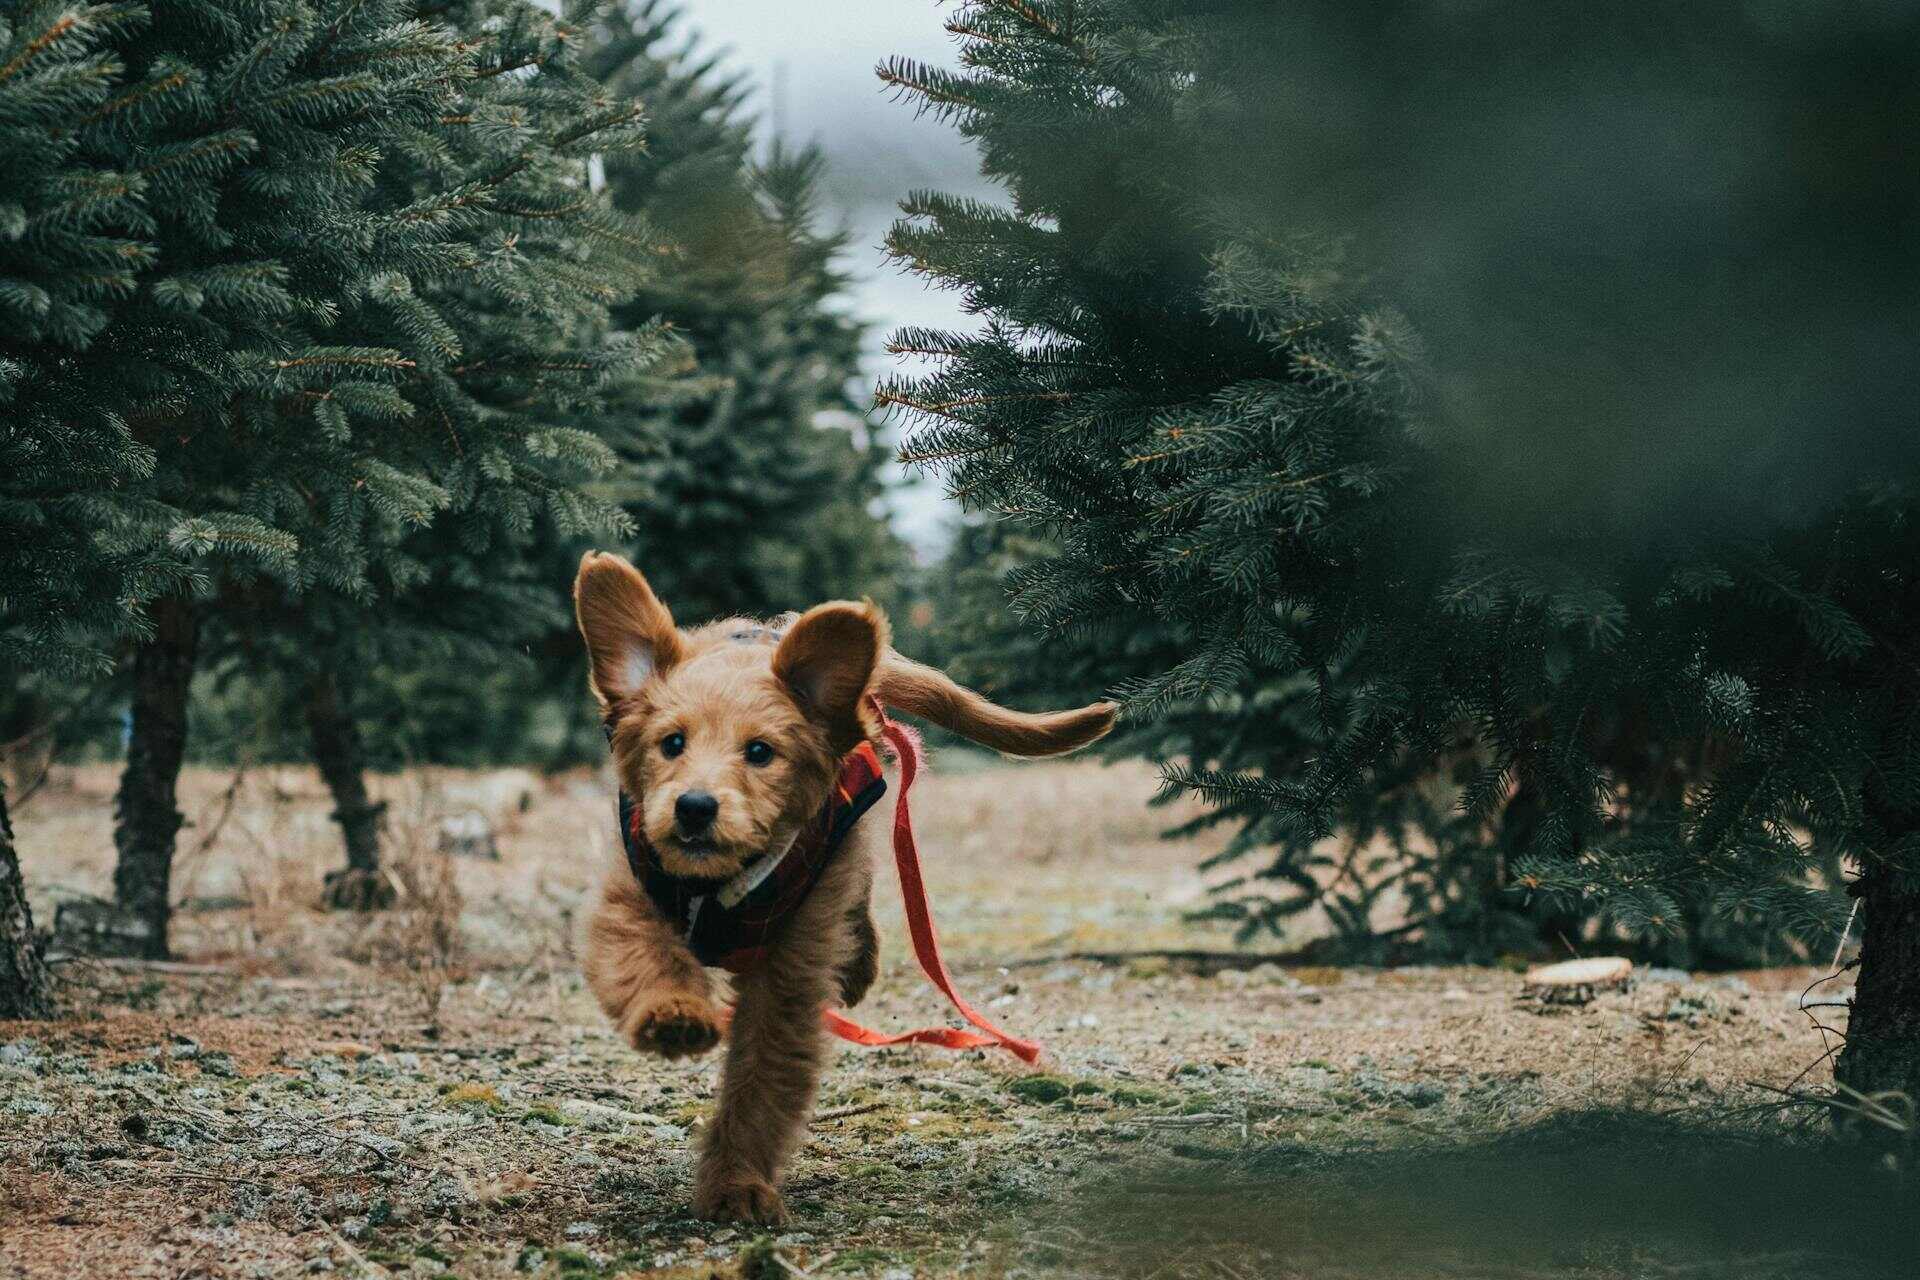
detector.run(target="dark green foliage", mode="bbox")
[591,0,902,625]
[165,1,905,773]
[0,1,192,675]
[880,1,1917,978]
[1,0,678,944]
[5,0,669,666]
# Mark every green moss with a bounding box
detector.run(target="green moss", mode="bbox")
[553,1245,599,1273]
[737,1235,782,1280]
[522,1103,570,1127]
[826,1247,912,1273]
[1007,1075,1072,1104]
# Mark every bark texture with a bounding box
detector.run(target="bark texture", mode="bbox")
[1835,861,1920,1128]
[0,781,53,1019]
[306,670,394,911]
[111,596,199,959]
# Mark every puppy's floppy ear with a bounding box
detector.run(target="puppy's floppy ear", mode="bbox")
[772,600,888,752]
[574,551,684,706]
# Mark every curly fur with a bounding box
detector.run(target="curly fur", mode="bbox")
[572,550,1114,1223]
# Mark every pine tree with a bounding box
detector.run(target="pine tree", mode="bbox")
[1,0,194,1013]
[589,1,900,620]
[880,0,1920,1112]
[0,0,663,955]
[499,0,906,764]
[213,1,910,787]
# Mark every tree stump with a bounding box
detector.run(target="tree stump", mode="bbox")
[1522,957,1633,1006]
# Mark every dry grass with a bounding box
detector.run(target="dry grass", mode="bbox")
[0,755,1873,1280]
[15,753,1242,978]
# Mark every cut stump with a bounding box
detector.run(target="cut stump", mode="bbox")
[1522,956,1633,1006]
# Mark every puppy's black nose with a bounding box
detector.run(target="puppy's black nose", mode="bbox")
[674,790,719,835]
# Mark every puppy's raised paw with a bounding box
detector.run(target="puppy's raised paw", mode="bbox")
[694,1173,787,1225]
[625,994,724,1059]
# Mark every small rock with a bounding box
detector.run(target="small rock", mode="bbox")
[891,1136,942,1170]
[51,900,157,957]
[425,1173,474,1216]
[0,1039,45,1068]
[438,811,499,860]
[304,1258,334,1273]
[564,1221,599,1239]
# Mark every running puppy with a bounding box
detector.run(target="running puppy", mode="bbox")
[573,551,1115,1223]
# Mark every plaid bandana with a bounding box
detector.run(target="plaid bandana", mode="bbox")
[617,741,888,974]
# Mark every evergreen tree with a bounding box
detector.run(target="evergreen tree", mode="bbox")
[589,0,902,622]
[521,0,906,763]
[1,0,662,954]
[211,2,909,784]
[0,0,191,1013]
[881,0,1920,1109]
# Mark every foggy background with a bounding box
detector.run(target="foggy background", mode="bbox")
[675,0,991,555]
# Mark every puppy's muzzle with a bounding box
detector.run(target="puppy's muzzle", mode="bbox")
[674,790,720,840]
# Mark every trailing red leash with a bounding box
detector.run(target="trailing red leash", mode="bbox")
[818,705,1044,1065]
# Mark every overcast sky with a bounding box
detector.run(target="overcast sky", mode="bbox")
[673,1,996,555]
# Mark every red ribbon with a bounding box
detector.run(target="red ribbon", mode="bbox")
[818,707,1043,1064]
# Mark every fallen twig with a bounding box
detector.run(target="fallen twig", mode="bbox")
[1006,948,1301,973]
[1124,1112,1239,1128]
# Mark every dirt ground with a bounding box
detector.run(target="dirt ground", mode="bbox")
[1,756,1885,1280]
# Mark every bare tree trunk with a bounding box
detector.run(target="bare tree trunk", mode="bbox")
[0,779,52,1019]
[307,669,394,911]
[111,596,198,959]
[1834,859,1920,1136]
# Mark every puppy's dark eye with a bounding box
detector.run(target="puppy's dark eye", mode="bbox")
[744,740,774,767]
[661,732,685,759]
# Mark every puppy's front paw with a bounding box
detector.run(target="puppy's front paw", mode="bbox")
[694,1173,787,1225]
[625,994,723,1059]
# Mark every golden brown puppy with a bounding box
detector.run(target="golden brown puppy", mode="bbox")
[573,551,1115,1224]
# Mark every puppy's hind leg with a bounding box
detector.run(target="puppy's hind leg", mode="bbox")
[583,869,723,1059]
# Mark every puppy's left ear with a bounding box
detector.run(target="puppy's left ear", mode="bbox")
[772,600,888,753]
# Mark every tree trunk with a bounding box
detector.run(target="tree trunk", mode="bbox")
[306,670,394,912]
[0,779,53,1019]
[111,596,199,959]
[1834,860,1920,1135]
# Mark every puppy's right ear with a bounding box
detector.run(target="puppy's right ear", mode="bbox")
[574,551,683,706]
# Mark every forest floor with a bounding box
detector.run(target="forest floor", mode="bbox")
[2,756,1904,1280]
